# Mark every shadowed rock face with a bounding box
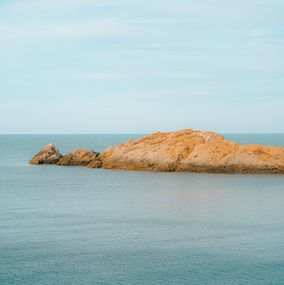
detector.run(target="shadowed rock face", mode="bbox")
[29,144,63,165]
[100,129,284,174]
[29,145,101,168]
[57,149,101,168]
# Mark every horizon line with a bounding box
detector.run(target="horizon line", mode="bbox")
[1,132,284,135]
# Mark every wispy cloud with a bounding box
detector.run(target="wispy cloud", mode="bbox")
[0,19,134,40]
[0,0,133,41]
[130,90,219,97]
[0,0,120,12]
[134,18,193,25]
[51,71,128,81]
[33,69,196,82]
[47,19,133,39]
[132,44,202,52]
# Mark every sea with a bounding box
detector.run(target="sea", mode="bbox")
[0,134,284,285]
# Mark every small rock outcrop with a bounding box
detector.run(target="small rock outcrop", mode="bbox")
[29,144,63,165]
[57,149,101,168]
[100,129,284,174]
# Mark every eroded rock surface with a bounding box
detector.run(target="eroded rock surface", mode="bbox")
[100,129,284,174]
[57,149,101,168]
[29,144,63,165]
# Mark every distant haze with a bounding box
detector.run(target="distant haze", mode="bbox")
[0,0,283,134]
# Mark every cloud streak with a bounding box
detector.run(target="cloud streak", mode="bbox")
[128,90,219,98]
[0,0,120,12]
[47,19,134,39]
[0,19,134,40]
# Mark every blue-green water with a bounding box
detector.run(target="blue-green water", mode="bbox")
[0,134,284,285]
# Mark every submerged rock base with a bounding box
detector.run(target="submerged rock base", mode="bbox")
[30,129,284,174]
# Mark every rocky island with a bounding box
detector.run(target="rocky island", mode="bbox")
[30,129,284,174]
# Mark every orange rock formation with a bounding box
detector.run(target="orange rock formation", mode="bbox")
[100,129,284,174]
[30,129,284,174]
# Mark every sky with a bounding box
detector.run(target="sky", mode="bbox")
[0,0,283,134]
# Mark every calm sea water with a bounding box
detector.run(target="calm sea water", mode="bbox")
[0,134,284,285]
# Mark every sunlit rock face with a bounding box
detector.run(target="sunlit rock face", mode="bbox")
[100,129,284,174]
[29,144,63,165]
[57,149,101,168]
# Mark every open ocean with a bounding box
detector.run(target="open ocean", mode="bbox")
[0,134,284,285]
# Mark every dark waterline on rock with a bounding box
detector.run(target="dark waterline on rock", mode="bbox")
[0,134,284,284]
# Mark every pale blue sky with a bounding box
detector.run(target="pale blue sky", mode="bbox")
[0,0,283,133]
